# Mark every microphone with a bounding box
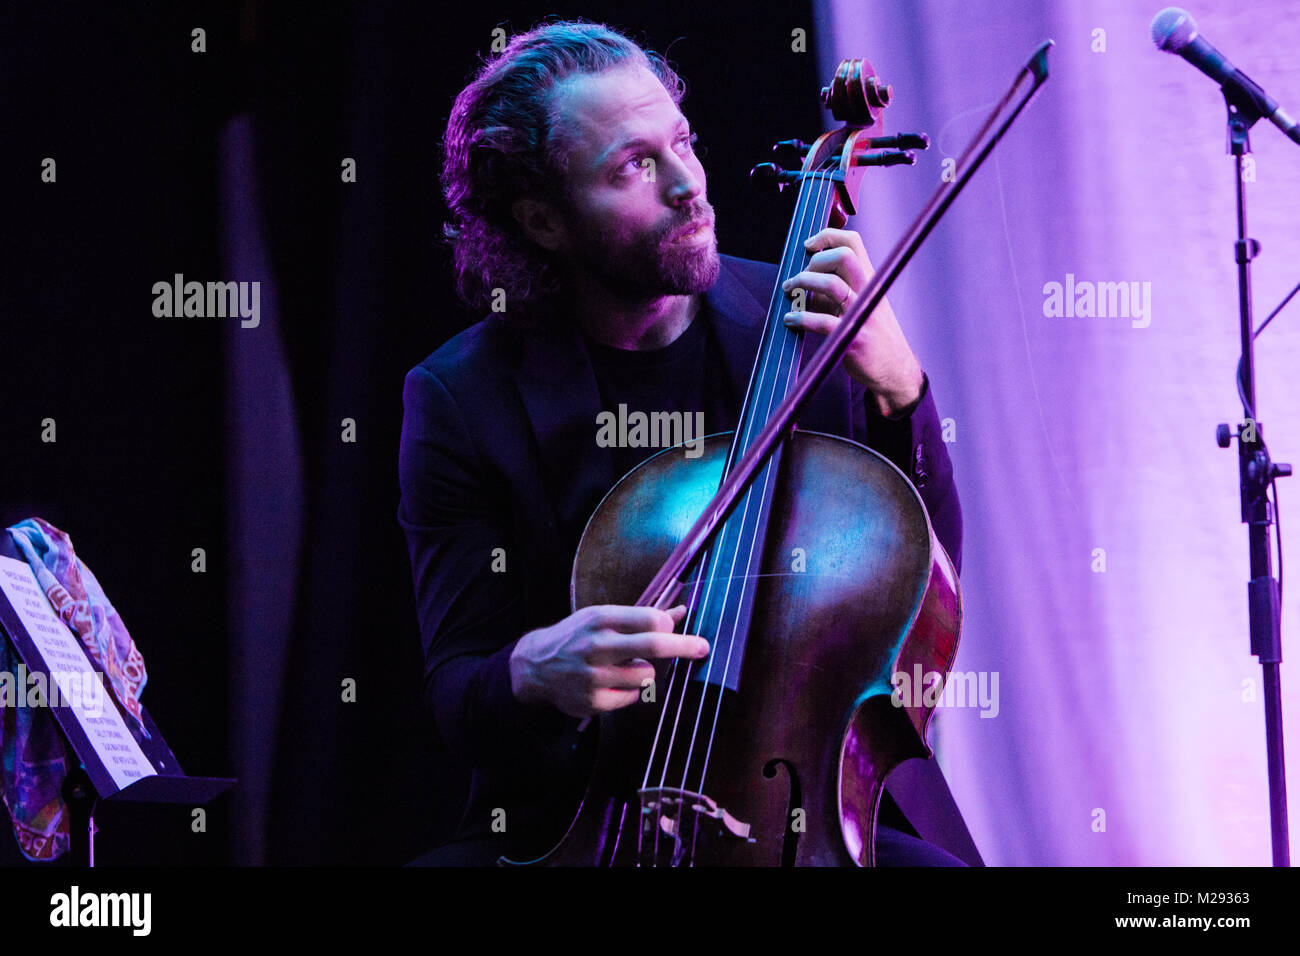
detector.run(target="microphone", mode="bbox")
[1150,7,1300,146]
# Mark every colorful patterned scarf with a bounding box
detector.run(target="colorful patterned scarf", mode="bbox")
[0,517,150,861]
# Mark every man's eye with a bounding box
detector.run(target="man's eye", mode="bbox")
[616,133,697,179]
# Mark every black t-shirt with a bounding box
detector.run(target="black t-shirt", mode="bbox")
[584,302,738,482]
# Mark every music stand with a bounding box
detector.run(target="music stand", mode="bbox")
[0,551,234,865]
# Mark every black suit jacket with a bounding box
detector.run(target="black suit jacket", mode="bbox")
[398,252,981,864]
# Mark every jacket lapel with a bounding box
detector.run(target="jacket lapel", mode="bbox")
[705,256,769,408]
[512,319,615,546]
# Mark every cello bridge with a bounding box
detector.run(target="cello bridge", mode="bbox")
[636,787,754,865]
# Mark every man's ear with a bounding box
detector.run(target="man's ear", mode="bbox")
[512,197,567,253]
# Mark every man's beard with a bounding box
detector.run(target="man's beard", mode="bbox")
[564,201,720,301]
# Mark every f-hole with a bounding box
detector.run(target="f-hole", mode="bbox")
[762,758,802,867]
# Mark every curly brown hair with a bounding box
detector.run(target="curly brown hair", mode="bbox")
[440,20,686,313]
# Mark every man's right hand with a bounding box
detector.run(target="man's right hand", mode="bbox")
[509,604,709,718]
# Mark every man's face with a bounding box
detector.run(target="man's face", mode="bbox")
[546,64,719,299]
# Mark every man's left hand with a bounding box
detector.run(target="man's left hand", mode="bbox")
[780,227,924,417]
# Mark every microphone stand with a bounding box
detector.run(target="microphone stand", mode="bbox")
[1216,91,1292,866]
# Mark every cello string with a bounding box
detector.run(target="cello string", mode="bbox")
[637,164,829,864]
[681,170,836,862]
[674,167,826,751]
[688,166,835,847]
[666,166,835,862]
[680,169,834,863]
[652,171,827,864]
[640,529,714,864]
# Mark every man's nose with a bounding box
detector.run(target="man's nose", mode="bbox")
[664,154,704,204]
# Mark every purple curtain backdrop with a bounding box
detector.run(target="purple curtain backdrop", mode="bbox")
[816,0,1300,864]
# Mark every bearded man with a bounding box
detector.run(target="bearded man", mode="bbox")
[400,20,979,867]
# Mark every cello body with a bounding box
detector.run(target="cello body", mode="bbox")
[502,431,961,866]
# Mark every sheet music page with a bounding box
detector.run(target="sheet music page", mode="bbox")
[0,555,156,790]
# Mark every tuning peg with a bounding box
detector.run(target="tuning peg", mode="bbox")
[750,162,800,192]
[772,139,810,165]
[852,149,916,168]
[866,132,930,151]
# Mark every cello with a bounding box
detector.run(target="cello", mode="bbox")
[502,44,1051,867]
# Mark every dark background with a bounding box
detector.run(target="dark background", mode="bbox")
[2,0,822,864]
